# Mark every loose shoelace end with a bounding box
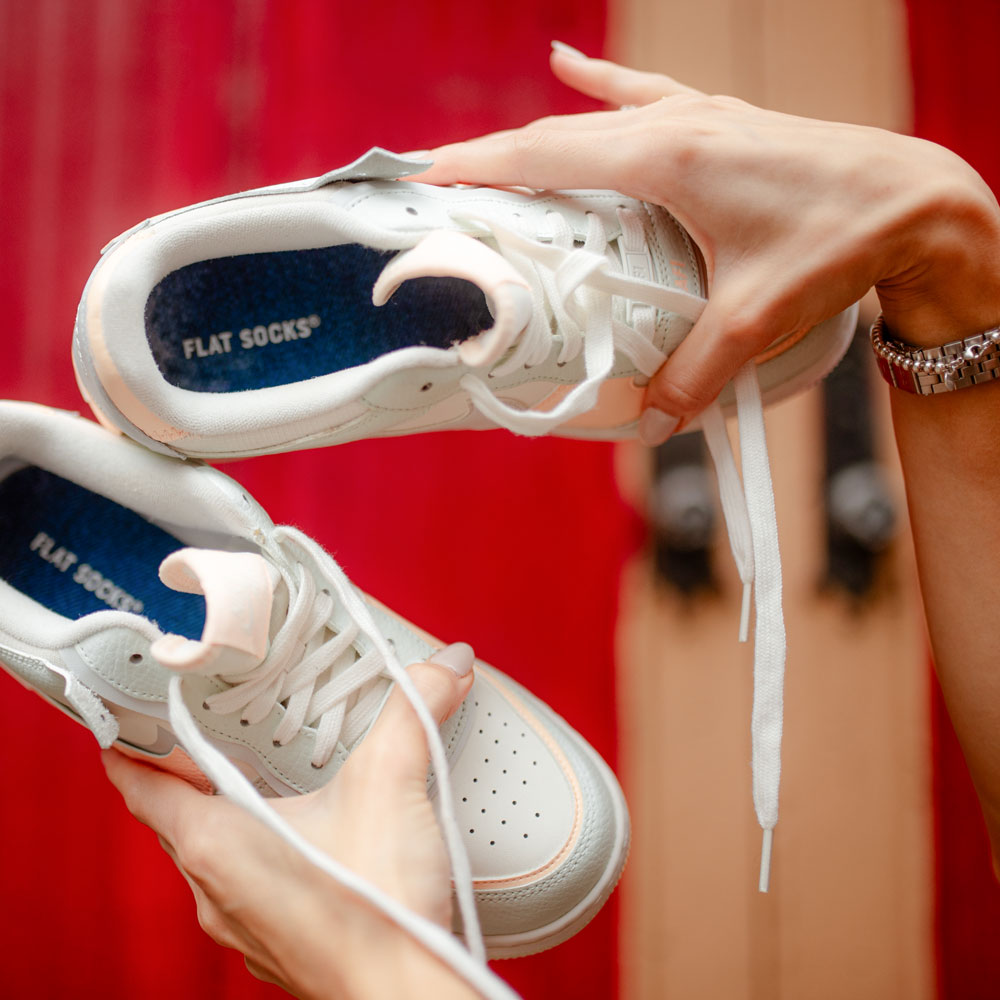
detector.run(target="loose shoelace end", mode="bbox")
[739,581,752,644]
[758,827,774,893]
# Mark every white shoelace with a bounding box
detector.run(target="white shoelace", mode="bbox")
[165,525,521,1000]
[453,209,786,889]
[201,555,386,766]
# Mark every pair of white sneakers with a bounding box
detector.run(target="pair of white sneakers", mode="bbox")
[1,148,855,998]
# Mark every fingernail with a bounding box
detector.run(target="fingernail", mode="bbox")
[638,407,680,447]
[398,150,431,160]
[429,642,475,677]
[551,40,587,60]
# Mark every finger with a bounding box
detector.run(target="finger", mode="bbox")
[641,301,741,423]
[101,748,209,845]
[417,122,645,192]
[343,647,475,787]
[416,105,642,186]
[550,47,702,106]
[642,287,807,424]
[105,752,245,946]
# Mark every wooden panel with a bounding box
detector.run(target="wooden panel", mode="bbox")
[607,3,933,998]
[609,0,910,127]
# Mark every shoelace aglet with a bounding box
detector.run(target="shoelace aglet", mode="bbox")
[758,827,774,893]
[739,581,752,644]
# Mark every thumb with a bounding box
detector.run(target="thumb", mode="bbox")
[640,290,786,439]
[642,297,746,425]
[550,46,701,106]
[347,644,476,786]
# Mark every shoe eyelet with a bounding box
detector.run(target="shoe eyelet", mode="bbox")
[272,739,281,748]
[129,653,143,664]
[201,701,210,711]
[406,206,418,216]
[556,361,567,368]
[310,762,322,770]
[240,719,249,727]
[487,372,496,379]
[420,382,433,392]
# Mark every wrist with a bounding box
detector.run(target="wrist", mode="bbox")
[875,152,1000,348]
[870,313,1000,395]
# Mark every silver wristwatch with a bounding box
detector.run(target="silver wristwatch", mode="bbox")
[870,313,1000,395]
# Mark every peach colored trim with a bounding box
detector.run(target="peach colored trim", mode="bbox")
[467,675,584,891]
[72,367,126,436]
[159,549,273,658]
[116,741,213,794]
[372,230,531,367]
[85,236,189,443]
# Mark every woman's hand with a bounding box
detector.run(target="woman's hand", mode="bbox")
[103,648,480,1000]
[420,48,1000,436]
[422,51,1000,872]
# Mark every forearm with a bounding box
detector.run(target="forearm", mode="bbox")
[886,280,1000,869]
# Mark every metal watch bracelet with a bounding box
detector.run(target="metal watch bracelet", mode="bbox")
[869,313,1000,395]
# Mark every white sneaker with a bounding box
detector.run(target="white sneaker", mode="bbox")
[0,400,628,972]
[73,148,855,460]
[71,150,857,889]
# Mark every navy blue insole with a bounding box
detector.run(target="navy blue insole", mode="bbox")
[144,244,494,392]
[0,466,205,638]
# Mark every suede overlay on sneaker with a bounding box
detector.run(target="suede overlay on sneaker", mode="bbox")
[144,245,493,391]
[0,465,205,638]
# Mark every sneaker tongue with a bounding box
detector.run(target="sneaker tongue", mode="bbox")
[151,548,279,677]
[371,229,533,367]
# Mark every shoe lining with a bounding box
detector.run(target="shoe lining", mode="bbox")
[0,465,205,638]
[144,245,494,392]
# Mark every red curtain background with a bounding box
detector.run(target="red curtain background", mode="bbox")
[0,3,638,998]
[5,2,1000,997]
[906,2,1000,996]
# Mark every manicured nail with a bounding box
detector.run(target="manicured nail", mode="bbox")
[638,407,680,447]
[399,150,431,160]
[551,40,587,60]
[429,642,475,677]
